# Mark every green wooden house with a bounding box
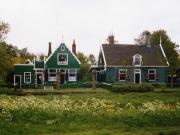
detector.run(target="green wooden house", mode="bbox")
[13,41,81,89]
[95,34,169,84]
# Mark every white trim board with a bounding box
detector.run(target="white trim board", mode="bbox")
[134,69,141,84]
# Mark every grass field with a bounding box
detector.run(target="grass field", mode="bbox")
[0,88,180,135]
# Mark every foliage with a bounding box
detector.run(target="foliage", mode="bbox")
[134,30,151,45]
[88,54,96,64]
[79,64,91,81]
[0,87,14,94]
[0,95,180,134]
[110,84,154,92]
[76,52,89,64]
[0,20,9,42]
[151,30,180,74]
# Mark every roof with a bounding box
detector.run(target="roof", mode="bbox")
[34,60,44,69]
[101,44,168,67]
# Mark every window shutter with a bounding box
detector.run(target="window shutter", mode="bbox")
[116,73,120,81]
[125,72,130,80]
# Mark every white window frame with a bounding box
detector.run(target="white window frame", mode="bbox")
[133,54,142,67]
[24,72,31,83]
[148,69,156,81]
[61,46,65,51]
[68,69,77,81]
[134,69,141,84]
[48,69,56,81]
[57,53,68,65]
[119,69,126,81]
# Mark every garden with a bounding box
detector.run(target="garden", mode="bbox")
[0,88,180,135]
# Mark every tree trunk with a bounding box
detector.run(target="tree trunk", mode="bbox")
[170,74,173,88]
[56,71,61,90]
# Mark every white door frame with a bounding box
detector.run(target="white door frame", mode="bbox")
[134,69,141,84]
[14,75,21,88]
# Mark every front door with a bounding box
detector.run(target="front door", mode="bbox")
[14,75,21,88]
[60,69,65,84]
[37,74,43,85]
[134,69,141,84]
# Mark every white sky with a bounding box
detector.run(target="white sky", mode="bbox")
[0,0,180,57]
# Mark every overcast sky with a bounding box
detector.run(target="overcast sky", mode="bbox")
[0,0,180,57]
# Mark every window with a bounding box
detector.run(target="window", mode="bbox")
[61,46,65,51]
[119,69,126,81]
[48,69,56,81]
[57,53,68,65]
[148,69,156,81]
[68,69,76,81]
[133,54,142,66]
[24,72,31,83]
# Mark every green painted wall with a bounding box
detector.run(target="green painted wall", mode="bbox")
[46,43,80,69]
[105,67,168,84]
[14,65,35,86]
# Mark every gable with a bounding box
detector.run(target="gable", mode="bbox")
[45,43,80,68]
[102,44,169,67]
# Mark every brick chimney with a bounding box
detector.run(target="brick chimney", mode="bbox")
[72,40,76,55]
[108,35,115,45]
[144,31,151,45]
[48,42,52,57]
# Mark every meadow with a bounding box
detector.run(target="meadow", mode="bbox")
[0,88,180,135]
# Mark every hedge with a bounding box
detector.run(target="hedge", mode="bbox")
[111,84,154,92]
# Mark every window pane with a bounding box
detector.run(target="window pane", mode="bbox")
[58,54,67,64]
[149,74,155,80]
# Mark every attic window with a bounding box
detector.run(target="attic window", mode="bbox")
[57,53,68,65]
[133,54,142,66]
[61,46,65,51]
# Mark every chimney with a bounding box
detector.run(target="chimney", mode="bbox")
[144,31,151,46]
[72,40,76,55]
[48,42,52,57]
[108,35,115,45]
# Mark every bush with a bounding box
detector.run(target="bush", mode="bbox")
[111,84,154,92]
[0,87,14,94]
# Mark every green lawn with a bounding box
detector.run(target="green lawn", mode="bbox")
[0,88,180,135]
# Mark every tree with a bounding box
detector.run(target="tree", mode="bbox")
[76,52,88,64]
[88,54,96,65]
[0,20,9,42]
[150,30,180,87]
[135,30,151,45]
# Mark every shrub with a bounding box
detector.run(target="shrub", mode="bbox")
[0,87,14,94]
[111,84,154,92]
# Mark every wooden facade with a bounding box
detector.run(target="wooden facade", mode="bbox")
[14,42,81,89]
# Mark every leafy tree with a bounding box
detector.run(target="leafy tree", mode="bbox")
[151,30,180,87]
[134,30,151,45]
[0,20,9,42]
[88,54,96,65]
[76,52,88,64]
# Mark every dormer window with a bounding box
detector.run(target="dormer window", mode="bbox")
[57,53,68,65]
[133,54,142,66]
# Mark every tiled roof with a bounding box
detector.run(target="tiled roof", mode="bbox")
[102,44,168,66]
